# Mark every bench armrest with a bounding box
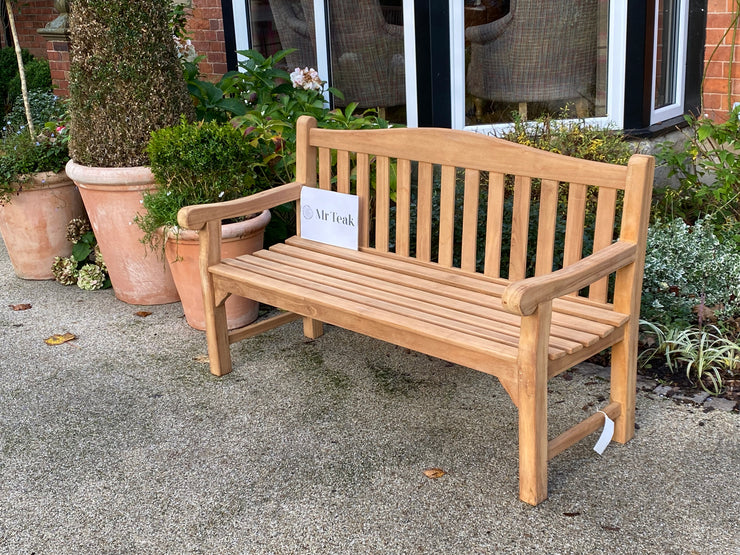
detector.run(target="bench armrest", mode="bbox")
[177,181,304,231]
[501,241,638,316]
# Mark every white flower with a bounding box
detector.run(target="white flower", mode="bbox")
[290,67,324,91]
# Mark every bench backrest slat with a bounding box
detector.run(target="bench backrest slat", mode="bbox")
[484,172,506,278]
[297,116,653,305]
[535,179,559,277]
[509,175,532,282]
[416,162,433,262]
[395,158,412,257]
[375,155,391,252]
[563,183,587,272]
[590,187,618,302]
[337,150,351,194]
[439,165,457,267]
[356,152,370,247]
[461,169,481,272]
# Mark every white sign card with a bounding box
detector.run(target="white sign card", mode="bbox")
[300,186,359,250]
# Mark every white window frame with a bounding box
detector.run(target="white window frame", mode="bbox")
[452,0,629,133]
[649,0,690,124]
[231,0,250,64]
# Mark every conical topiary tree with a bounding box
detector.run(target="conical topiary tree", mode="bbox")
[68,0,194,167]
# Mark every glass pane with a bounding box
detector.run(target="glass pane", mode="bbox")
[261,0,316,70]
[464,0,608,124]
[326,0,406,124]
[654,0,680,110]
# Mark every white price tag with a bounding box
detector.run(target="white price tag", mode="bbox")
[593,410,615,455]
[300,187,359,250]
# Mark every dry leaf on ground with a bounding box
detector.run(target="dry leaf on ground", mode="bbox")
[44,333,77,346]
[9,304,31,311]
[135,311,152,317]
[423,468,446,479]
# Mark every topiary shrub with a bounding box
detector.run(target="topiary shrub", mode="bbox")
[67,0,194,167]
[136,119,265,251]
[7,58,52,107]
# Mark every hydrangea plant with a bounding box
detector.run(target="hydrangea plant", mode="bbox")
[51,217,110,290]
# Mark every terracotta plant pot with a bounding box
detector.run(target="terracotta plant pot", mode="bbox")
[66,160,179,305]
[165,210,271,330]
[0,171,85,280]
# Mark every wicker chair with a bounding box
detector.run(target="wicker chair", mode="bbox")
[301,0,405,109]
[269,0,316,70]
[466,0,598,117]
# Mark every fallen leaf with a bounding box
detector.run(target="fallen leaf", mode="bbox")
[44,333,77,346]
[193,355,210,364]
[423,468,446,479]
[135,311,152,317]
[563,512,581,517]
[9,303,31,311]
[601,525,620,532]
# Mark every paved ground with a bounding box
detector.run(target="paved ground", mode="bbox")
[0,243,738,554]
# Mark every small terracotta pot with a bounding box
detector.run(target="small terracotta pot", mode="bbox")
[165,210,271,330]
[66,160,179,305]
[0,171,85,280]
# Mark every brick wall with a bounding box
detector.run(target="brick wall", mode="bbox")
[703,0,740,121]
[1,1,57,57]
[187,0,229,80]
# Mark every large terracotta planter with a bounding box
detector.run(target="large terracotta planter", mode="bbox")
[66,160,179,305]
[165,210,271,330]
[0,171,85,279]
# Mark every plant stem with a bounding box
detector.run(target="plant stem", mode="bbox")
[4,0,35,137]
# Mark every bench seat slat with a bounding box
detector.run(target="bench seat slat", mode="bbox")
[286,237,629,329]
[246,251,587,357]
[256,247,603,352]
[209,261,520,377]
[226,254,545,355]
[268,243,616,340]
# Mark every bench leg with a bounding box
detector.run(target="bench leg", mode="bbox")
[610,327,637,444]
[517,305,551,506]
[303,318,324,339]
[203,292,232,377]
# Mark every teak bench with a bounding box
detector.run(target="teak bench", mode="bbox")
[178,115,654,506]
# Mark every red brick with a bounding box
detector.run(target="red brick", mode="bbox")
[703,76,730,93]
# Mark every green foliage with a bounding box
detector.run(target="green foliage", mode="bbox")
[639,321,739,396]
[5,90,65,131]
[655,108,740,243]
[498,109,634,165]
[0,46,34,113]
[0,117,70,204]
[177,49,390,242]
[137,119,267,250]
[68,0,194,167]
[642,217,740,330]
[7,58,52,107]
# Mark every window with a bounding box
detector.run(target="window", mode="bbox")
[225,0,704,132]
[454,0,626,131]
[650,0,689,124]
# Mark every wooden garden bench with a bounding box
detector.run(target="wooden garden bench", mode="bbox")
[178,115,654,506]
